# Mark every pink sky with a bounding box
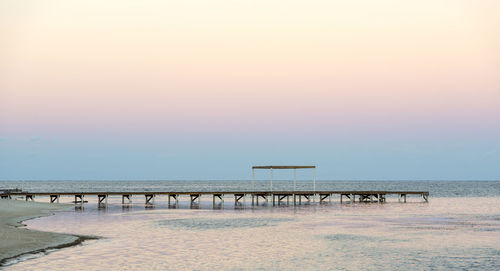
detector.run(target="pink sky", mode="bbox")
[1,0,499,179]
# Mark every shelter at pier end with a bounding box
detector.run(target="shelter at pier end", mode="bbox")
[251,165,316,192]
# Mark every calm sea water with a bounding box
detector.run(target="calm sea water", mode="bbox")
[2,180,500,270]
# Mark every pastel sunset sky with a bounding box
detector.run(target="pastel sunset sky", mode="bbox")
[1,0,499,180]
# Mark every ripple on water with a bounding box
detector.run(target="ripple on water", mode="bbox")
[322,233,407,243]
[157,217,294,230]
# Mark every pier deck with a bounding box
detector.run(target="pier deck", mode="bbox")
[0,190,429,206]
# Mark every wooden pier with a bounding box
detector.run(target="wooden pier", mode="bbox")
[0,190,429,207]
[0,166,430,207]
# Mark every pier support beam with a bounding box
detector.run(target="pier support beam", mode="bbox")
[50,195,59,203]
[252,168,255,191]
[190,194,201,205]
[122,194,131,204]
[270,169,273,192]
[213,194,224,208]
[74,195,84,205]
[168,194,179,207]
[276,194,290,205]
[399,194,407,203]
[98,194,108,205]
[422,193,429,203]
[25,194,34,201]
[359,194,374,202]
[254,194,266,205]
[145,194,155,205]
[341,194,354,204]
[320,194,330,203]
[296,194,312,205]
[234,194,245,206]
[379,194,386,203]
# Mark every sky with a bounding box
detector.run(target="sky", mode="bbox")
[1,0,499,180]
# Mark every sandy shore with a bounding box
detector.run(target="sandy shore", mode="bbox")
[0,199,82,266]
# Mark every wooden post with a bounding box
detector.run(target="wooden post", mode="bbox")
[190,194,200,205]
[50,195,59,203]
[145,194,155,205]
[74,195,84,206]
[293,168,296,192]
[252,168,255,191]
[122,195,131,204]
[313,167,316,193]
[422,193,429,203]
[270,168,273,192]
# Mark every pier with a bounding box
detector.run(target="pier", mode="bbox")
[0,166,429,207]
[0,190,429,207]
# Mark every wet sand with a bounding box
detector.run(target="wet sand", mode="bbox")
[0,199,81,265]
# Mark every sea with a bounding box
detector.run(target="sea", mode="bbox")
[1,180,500,270]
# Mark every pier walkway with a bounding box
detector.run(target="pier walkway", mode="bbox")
[1,190,429,206]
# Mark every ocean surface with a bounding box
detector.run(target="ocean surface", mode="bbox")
[1,180,500,270]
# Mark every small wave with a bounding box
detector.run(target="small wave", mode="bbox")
[157,217,294,230]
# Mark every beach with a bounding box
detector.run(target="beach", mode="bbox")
[0,199,81,265]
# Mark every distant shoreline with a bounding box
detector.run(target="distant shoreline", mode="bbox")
[0,200,96,267]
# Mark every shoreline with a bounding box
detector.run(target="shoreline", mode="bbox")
[0,200,97,267]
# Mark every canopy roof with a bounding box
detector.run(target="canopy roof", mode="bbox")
[252,165,315,169]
